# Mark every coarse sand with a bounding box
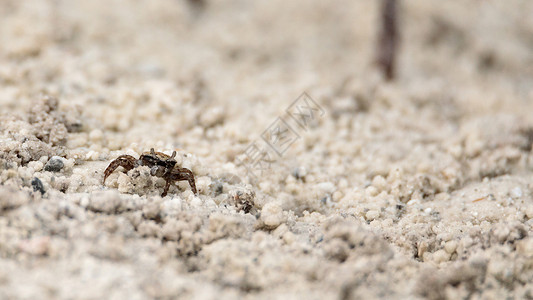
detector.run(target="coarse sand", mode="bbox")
[1,0,533,299]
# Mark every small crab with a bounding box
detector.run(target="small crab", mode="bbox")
[103,148,197,197]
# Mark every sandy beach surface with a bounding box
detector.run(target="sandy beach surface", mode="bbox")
[1,0,533,299]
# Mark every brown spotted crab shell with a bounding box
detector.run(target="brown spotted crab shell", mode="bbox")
[139,149,178,177]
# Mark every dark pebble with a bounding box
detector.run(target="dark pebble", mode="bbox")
[31,177,45,194]
[44,157,64,172]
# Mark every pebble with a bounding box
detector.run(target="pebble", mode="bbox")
[292,166,307,180]
[444,240,457,254]
[31,177,45,195]
[27,161,44,172]
[317,182,335,194]
[365,210,380,221]
[371,175,387,190]
[195,176,211,194]
[365,186,378,197]
[332,191,343,202]
[85,150,99,161]
[44,156,64,172]
[261,201,284,228]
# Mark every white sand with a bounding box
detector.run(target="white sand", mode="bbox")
[1,0,533,299]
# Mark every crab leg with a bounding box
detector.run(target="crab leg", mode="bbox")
[171,167,198,195]
[162,179,172,197]
[103,155,137,184]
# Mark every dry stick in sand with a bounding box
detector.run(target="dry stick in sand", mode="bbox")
[377,0,399,81]
[188,0,206,13]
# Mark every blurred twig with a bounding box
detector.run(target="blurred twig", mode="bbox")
[377,0,399,81]
[187,0,206,14]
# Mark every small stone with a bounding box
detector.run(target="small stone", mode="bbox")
[261,201,284,228]
[292,166,307,180]
[195,176,211,194]
[365,210,380,221]
[44,156,64,172]
[444,240,457,254]
[365,186,378,197]
[317,182,336,194]
[371,175,387,190]
[27,161,44,172]
[31,177,45,195]
[85,150,99,161]
[283,231,295,245]
[332,191,343,202]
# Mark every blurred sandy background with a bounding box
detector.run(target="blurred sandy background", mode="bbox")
[1,0,533,299]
